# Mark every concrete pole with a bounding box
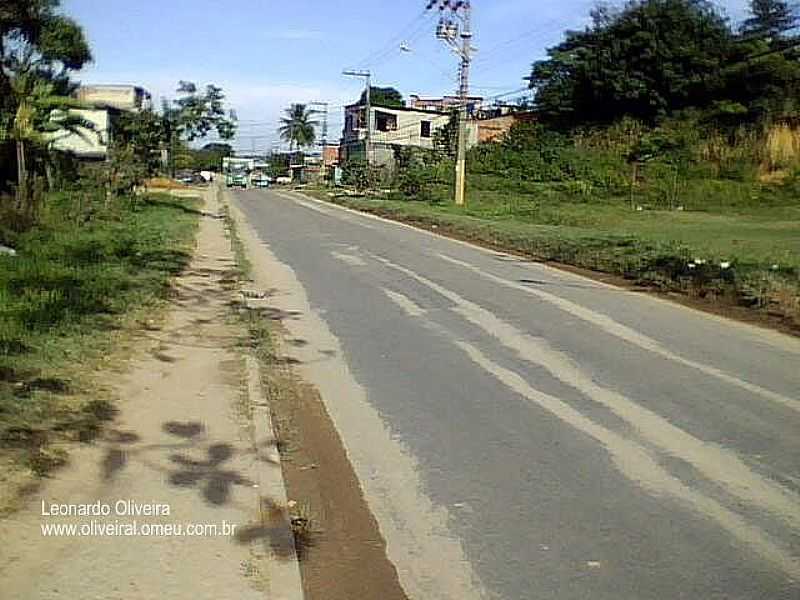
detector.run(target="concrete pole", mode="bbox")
[454,2,472,206]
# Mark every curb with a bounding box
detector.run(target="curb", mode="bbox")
[218,185,305,600]
[245,353,305,600]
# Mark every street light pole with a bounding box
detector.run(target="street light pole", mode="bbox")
[343,69,372,165]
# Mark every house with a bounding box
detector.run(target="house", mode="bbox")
[323,145,339,169]
[340,102,450,167]
[50,84,151,159]
[467,111,538,146]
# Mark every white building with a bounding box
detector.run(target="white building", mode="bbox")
[50,85,151,159]
[341,102,450,167]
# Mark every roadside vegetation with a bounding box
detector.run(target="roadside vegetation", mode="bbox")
[0,2,237,492]
[327,0,800,330]
[0,191,199,485]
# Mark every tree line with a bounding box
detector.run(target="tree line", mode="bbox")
[528,0,800,127]
[1,0,237,224]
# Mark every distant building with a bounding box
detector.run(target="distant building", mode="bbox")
[323,145,339,168]
[50,84,151,159]
[76,85,152,112]
[341,102,450,167]
[467,111,538,146]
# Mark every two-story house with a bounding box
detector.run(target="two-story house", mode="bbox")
[340,102,451,167]
[50,85,151,160]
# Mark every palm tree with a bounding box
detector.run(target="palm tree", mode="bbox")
[6,57,91,213]
[278,103,318,152]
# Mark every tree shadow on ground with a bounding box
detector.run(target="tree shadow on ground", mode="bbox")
[234,496,314,562]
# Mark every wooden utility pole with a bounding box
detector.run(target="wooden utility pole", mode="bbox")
[343,70,372,165]
[430,0,473,205]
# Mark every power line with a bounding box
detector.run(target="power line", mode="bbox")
[356,8,436,69]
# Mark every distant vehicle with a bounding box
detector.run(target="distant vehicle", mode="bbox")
[275,176,292,185]
[226,170,248,188]
[223,157,255,189]
[252,174,270,188]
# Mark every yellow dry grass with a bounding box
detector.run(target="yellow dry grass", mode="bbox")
[764,123,800,171]
[145,177,187,190]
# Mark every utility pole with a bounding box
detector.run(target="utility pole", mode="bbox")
[310,101,329,180]
[343,69,372,165]
[310,101,329,147]
[429,0,473,205]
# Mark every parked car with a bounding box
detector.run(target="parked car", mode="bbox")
[275,176,292,185]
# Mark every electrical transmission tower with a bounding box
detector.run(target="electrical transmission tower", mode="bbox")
[428,0,473,206]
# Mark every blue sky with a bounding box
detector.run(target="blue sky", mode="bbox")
[63,0,752,152]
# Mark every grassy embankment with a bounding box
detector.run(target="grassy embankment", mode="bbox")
[308,175,800,330]
[0,192,199,491]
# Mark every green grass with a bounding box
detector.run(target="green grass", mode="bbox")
[445,193,800,271]
[310,184,800,329]
[0,192,200,480]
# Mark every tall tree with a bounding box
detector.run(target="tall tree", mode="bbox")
[278,104,318,151]
[360,86,405,108]
[163,81,237,176]
[742,0,798,38]
[528,0,735,125]
[1,2,91,200]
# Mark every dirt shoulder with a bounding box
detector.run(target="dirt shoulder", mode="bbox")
[226,192,409,600]
[0,187,301,599]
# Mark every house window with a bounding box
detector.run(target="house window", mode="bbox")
[420,121,432,138]
[376,111,398,132]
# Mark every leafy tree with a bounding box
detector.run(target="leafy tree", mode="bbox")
[172,81,237,141]
[113,109,166,180]
[433,110,458,158]
[201,142,233,155]
[162,81,237,176]
[742,0,798,38]
[360,86,405,108]
[529,0,735,125]
[278,103,318,151]
[0,0,91,194]
[175,143,234,172]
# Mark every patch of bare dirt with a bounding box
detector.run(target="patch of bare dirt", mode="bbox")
[267,360,409,600]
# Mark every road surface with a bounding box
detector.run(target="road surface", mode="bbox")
[232,188,800,600]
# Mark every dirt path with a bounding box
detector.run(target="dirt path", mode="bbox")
[0,188,302,599]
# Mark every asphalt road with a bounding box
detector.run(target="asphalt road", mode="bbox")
[232,188,800,600]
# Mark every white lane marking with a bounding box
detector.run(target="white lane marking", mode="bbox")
[438,253,800,415]
[379,279,800,580]
[383,288,427,317]
[286,190,800,354]
[331,251,367,267]
[373,256,800,531]
[230,202,489,600]
[275,191,377,229]
[457,340,800,581]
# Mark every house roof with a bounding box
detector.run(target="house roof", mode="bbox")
[344,102,447,115]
